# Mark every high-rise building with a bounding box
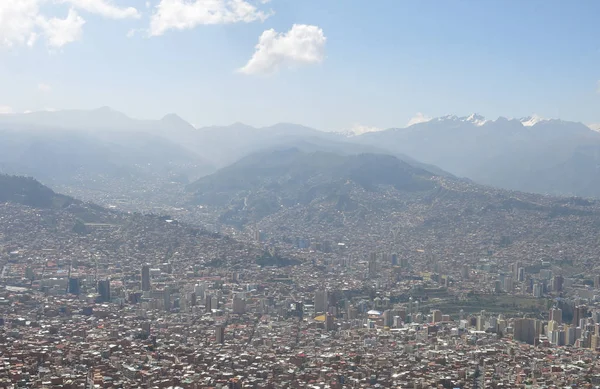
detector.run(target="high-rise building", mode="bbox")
[532,283,542,298]
[595,275,600,289]
[552,275,564,292]
[97,280,110,303]
[163,289,171,311]
[513,318,540,345]
[391,254,398,266]
[573,305,588,326]
[476,316,485,331]
[549,308,562,324]
[141,264,151,292]
[503,277,514,293]
[565,325,576,346]
[325,313,335,331]
[215,325,225,344]
[517,268,525,282]
[68,277,81,296]
[233,295,246,314]
[205,294,212,313]
[432,309,443,324]
[368,252,377,278]
[314,290,328,314]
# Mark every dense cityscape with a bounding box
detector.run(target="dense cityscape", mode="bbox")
[2,171,600,388]
[3,1,600,387]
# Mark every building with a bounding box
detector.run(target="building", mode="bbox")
[513,318,540,345]
[325,313,335,331]
[368,252,377,278]
[573,305,588,326]
[532,283,542,298]
[233,295,246,314]
[549,308,562,324]
[97,279,110,303]
[205,294,212,313]
[432,309,443,324]
[552,275,564,292]
[215,325,225,344]
[68,277,81,296]
[141,264,151,292]
[314,290,328,314]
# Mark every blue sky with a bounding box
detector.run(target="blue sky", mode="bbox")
[1,0,600,131]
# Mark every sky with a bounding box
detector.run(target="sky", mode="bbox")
[1,0,600,132]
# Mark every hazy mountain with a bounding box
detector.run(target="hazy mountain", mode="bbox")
[187,148,436,226]
[0,109,217,201]
[0,108,454,178]
[353,115,600,198]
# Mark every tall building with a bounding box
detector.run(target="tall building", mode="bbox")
[432,309,443,324]
[595,275,600,289]
[532,283,542,298]
[233,295,246,314]
[565,325,576,346]
[552,275,564,292]
[215,325,225,344]
[68,277,81,296]
[391,253,398,266]
[368,252,377,278]
[549,308,562,324]
[163,288,171,311]
[503,277,514,293]
[517,268,525,282]
[314,290,328,314]
[573,305,588,326]
[513,318,539,345]
[97,280,110,303]
[205,294,212,313]
[141,264,151,292]
[325,313,335,331]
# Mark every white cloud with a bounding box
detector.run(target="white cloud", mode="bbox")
[59,0,140,19]
[407,112,432,127]
[150,0,272,36]
[238,24,326,75]
[0,0,40,48]
[38,83,52,92]
[0,106,14,114]
[0,0,139,49]
[38,9,85,48]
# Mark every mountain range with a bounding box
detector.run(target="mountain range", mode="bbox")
[355,114,600,197]
[1,108,599,199]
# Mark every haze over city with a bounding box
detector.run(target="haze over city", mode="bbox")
[4,1,600,389]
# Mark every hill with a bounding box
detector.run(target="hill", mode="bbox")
[187,148,436,227]
[353,115,600,198]
[0,175,77,208]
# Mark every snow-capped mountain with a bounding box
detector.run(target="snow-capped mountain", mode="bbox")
[431,113,489,127]
[352,114,600,198]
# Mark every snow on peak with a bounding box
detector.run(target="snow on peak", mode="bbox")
[433,113,488,126]
[343,124,384,136]
[587,123,600,132]
[520,114,545,127]
[464,113,488,126]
